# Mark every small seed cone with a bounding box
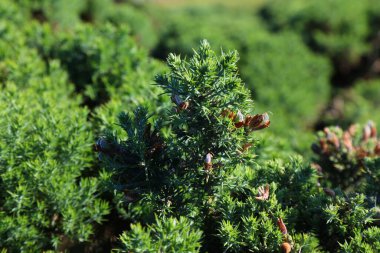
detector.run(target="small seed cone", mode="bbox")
[323,188,335,197]
[204,153,213,171]
[281,242,291,253]
[374,142,380,155]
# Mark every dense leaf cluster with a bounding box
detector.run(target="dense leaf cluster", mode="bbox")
[99,42,380,252]
[0,0,380,252]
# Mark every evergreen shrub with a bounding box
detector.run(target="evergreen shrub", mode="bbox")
[116,216,202,252]
[312,122,380,192]
[0,83,109,251]
[98,41,380,252]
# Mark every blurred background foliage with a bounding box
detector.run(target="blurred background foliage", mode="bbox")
[0,0,380,251]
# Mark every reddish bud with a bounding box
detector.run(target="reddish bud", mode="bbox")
[319,139,329,154]
[375,142,380,155]
[221,109,236,120]
[343,131,353,151]
[171,94,189,111]
[277,218,288,235]
[356,147,368,159]
[363,122,372,141]
[368,121,377,138]
[247,113,270,131]
[221,109,229,117]
[204,153,213,170]
[323,127,331,135]
[241,143,252,153]
[326,132,340,149]
[281,242,292,253]
[311,163,323,174]
[348,124,357,136]
[255,184,270,201]
[244,115,253,126]
[179,101,189,110]
[234,110,245,128]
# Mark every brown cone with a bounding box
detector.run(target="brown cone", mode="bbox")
[281,242,291,253]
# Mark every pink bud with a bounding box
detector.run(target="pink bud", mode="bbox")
[363,123,372,141]
[247,113,270,131]
[204,153,213,170]
[277,218,288,235]
[375,141,380,155]
[171,94,189,111]
[255,184,270,201]
[234,110,245,128]
[343,131,353,151]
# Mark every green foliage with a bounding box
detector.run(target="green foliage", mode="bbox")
[80,0,157,49]
[52,23,157,107]
[99,41,275,250]
[0,11,113,250]
[363,157,380,198]
[321,194,378,252]
[339,227,380,253]
[321,80,380,128]
[215,156,325,241]
[0,82,109,250]
[0,21,46,88]
[0,6,165,250]
[100,41,378,253]
[152,6,264,58]
[116,216,202,253]
[241,32,331,135]
[13,0,157,49]
[154,40,258,162]
[291,233,323,253]
[102,3,158,50]
[0,0,26,25]
[260,0,372,67]
[15,0,86,27]
[216,178,284,252]
[219,214,283,252]
[250,132,297,161]
[1,1,380,251]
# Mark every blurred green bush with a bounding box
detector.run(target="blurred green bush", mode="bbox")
[241,32,331,134]
[13,0,158,49]
[320,79,380,128]
[260,0,379,86]
[152,7,263,58]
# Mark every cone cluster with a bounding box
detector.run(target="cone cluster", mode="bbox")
[221,109,270,131]
[313,121,380,159]
[171,94,189,112]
